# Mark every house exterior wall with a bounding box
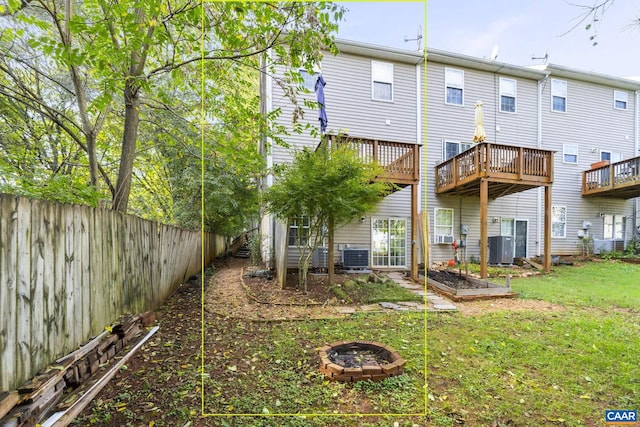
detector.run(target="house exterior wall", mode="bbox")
[425,53,640,264]
[263,39,640,272]
[425,58,543,263]
[266,41,422,270]
[539,74,638,254]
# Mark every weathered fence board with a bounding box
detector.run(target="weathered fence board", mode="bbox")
[17,196,32,389]
[0,194,230,391]
[0,196,17,391]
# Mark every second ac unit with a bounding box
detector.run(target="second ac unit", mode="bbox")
[312,247,329,268]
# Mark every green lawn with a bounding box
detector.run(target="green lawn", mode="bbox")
[202,312,427,426]
[508,259,640,309]
[428,259,640,426]
[76,259,640,426]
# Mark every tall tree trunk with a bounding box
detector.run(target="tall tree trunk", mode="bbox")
[64,0,100,188]
[112,81,140,213]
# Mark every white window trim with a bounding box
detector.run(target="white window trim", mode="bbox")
[371,60,393,102]
[434,208,454,244]
[288,216,310,247]
[443,139,472,161]
[562,144,578,164]
[298,68,318,91]
[499,77,517,113]
[552,206,567,239]
[603,214,625,239]
[551,79,567,113]
[614,90,628,110]
[445,68,464,106]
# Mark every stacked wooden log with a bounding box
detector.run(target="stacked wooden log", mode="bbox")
[0,312,155,426]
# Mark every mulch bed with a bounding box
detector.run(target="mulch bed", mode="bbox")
[427,269,492,289]
[243,268,355,306]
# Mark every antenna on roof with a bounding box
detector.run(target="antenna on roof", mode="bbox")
[490,45,499,61]
[531,48,548,64]
[404,25,423,50]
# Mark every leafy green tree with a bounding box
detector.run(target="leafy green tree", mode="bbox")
[264,141,390,292]
[0,0,344,219]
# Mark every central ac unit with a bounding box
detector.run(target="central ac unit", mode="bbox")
[342,248,369,268]
[436,235,454,244]
[593,239,625,254]
[312,247,329,268]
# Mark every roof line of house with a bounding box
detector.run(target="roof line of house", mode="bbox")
[332,37,640,90]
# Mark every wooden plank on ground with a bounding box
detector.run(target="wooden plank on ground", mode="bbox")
[521,257,543,270]
[46,326,159,427]
[0,391,20,420]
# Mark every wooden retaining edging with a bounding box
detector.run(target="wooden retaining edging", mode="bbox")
[427,275,518,301]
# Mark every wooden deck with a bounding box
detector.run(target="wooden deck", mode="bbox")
[318,134,421,281]
[434,142,555,279]
[435,142,554,197]
[322,134,420,187]
[582,156,640,198]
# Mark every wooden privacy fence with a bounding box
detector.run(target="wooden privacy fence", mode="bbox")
[0,194,229,392]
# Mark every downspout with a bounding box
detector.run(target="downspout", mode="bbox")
[416,62,422,210]
[635,90,640,239]
[536,75,548,256]
[415,61,422,265]
[260,50,275,265]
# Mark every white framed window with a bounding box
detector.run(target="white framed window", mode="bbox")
[601,150,623,163]
[501,218,514,237]
[551,79,567,112]
[445,68,464,106]
[614,90,628,110]
[299,69,318,91]
[563,144,578,164]
[552,206,567,238]
[434,208,454,244]
[499,78,517,113]
[288,216,310,246]
[371,61,393,101]
[443,140,472,161]
[603,214,625,239]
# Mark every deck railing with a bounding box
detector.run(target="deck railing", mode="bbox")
[435,142,553,192]
[323,135,420,184]
[583,156,640,196]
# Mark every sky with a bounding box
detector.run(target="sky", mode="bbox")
[336,1,640,79]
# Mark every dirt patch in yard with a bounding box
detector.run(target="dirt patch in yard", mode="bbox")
[204,259,357,320]
[455,298,566,316]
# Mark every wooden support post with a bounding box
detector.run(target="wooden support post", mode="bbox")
[480,178,488,279]
[544,185,552,273]
[411,183,418,281]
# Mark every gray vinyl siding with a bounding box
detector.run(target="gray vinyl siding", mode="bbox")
[271,48,420,269]
[425,60,542,262]
[540,78,637,254]
[271,51,419,166]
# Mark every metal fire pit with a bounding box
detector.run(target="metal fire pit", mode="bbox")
[318,340,405,382]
